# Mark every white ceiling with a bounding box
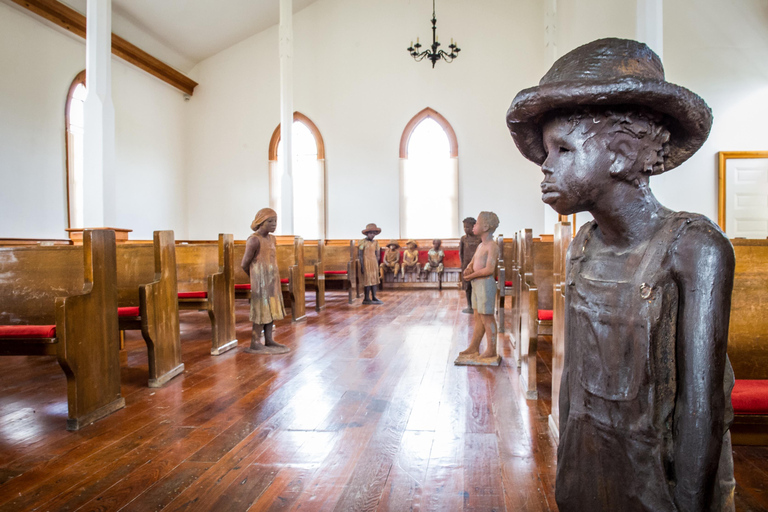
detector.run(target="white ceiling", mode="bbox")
[59,0,319,72]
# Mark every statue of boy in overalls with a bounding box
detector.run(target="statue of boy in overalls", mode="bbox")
[507,38,735,511]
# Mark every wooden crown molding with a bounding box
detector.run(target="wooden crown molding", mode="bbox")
[400,107,458,159]
[10,0,198,96]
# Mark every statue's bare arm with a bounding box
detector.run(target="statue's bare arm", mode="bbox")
[241,236,261,277]
[671,222,734,511]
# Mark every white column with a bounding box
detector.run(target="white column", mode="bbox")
[636,0,663,61]
[543,0,559,233]
[82,0,116,227]
[279,0,294,234]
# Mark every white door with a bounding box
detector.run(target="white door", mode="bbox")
[726,158,768,238]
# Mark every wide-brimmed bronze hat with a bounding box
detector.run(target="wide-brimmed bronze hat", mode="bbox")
[386,240,400,249]
[406,239,418,248]
[506,38,712,173]
[362,223,382,235]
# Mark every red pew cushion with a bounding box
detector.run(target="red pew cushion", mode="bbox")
[324,270,347,275]
[505,281,513,287]
[280,278,289,284]
[178,291,207,299]
[444,250,461,269]
[0,325,56,338]
[235,284,251,290]
[118,307,140,317]
[305,273,316,279]
[538,310,553,321]
[732,380,768,415]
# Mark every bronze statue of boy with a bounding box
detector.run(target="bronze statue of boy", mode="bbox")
[507,38,735,511]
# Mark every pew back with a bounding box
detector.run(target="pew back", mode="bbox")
[0,245,85,325]
[729,239,768,380]
[550,222,571,439]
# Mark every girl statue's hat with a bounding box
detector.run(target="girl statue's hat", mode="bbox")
[362,223,382,235]
[251,207,277,231]
[506,38,712,173]
[386,240,400,249]
[406,239,418,248]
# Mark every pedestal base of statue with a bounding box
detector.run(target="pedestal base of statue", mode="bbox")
[453,354,502,366]
[243,344,290,355]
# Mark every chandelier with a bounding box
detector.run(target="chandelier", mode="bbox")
[407,0,460,68]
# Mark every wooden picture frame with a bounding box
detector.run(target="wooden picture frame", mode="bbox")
[718,151,768,234]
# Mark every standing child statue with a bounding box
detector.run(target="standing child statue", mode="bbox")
[401,240,420,279]
[379,240,401,282]
[359,223,383,304]
[455,211,500,366]
[423,239,445,277]
[241,208,290,354]
[507,38,735,511]
[459,217,482,313]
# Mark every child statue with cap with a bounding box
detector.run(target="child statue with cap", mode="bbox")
[401,240,420,280]
[241,208,290,354]
[359,223,383,304]
[379,240,401,282]
[507,38,735,511]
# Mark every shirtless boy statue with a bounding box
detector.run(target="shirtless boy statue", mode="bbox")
[507,38,735,511]
[455,211,500,366]
[401,240,420,279]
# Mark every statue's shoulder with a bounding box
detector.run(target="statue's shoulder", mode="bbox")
[667,211,733,256]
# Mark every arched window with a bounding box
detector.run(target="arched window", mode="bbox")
[269,113,326,238]
[65,71,86,229]
[399,107,459,238]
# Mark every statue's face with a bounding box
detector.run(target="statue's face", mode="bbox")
[463,222,475,236]
[541,116,614,215]
[263,217,277,233]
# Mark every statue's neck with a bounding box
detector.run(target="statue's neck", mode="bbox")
[589,182,669,248]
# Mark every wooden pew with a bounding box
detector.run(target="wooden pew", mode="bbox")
[549,222,571,441]
[116,231,184,388]
[176,235,237,355]
[324,240,359,303]
[305,239,326,312]
[496,234,517,333]
[233,236,306,322]
[0,238,73,246]
[0,230,125,430]
[727,239,768,445]
[518,230,555,400]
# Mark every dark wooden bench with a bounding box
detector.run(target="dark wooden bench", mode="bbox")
[0,230,125,430]
[116,231,184,388]
[549,221,571,440]
[324,240,359,303]
[496,234,517,333]
[518,230,554,400]
[727,239,768,445]
[175,235,237,355]
[305,239,326,312]
[233,236,306,322]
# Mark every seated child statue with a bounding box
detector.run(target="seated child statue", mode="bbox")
[379,240,401,282]
[241,207,290,354]
[423,239,445,276]
[506,38,735,511]
[401,240,420,279]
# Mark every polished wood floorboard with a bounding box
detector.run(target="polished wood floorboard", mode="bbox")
[0,290,766,511]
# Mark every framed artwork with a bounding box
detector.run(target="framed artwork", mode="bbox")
[718,151,768,238]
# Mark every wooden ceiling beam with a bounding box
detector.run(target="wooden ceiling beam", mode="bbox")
[9,0,198,96]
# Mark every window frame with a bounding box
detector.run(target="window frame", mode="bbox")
[64,70,86,229]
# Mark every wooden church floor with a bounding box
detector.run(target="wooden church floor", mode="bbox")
[0,290,766,511]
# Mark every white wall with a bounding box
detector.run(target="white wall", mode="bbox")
[186,0,549,240]
[654,0,768,223]
[0,2,189,239]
